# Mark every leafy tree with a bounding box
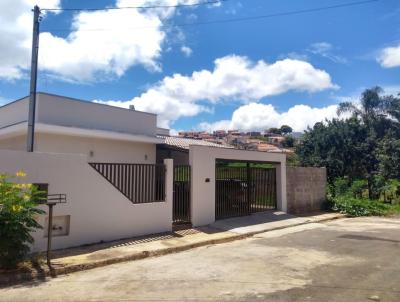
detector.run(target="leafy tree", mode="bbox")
[281,135,295,148]
[267,127,281,135]
[378,132,400,179]
[280,125,293,135]
[296,118,369,182]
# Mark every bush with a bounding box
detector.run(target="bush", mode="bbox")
[0,172,45,269]
[328,177,400,217]
[332,196,390,217]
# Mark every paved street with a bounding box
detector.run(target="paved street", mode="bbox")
[1,217,400,302]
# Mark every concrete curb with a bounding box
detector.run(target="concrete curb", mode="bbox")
[0,213,345,286]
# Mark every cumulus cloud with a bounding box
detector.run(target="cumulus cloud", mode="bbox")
[198,103,339,132]
[0,0,212,82]
[97,55,337,128]
[0,0,60,80]
[378,44,400,68]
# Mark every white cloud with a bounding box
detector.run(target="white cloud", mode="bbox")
[96,55,337,128]
[180,46,193,57]
[308,42,347,64]
[0,0,214,82]
[198,103,339,132]
[378,44,400,68]
[0,0,60,80]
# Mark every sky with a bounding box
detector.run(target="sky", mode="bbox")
[0,0,399,133]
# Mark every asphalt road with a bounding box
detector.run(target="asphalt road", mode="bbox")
[1,217,400,302]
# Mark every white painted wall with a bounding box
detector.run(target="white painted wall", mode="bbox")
[0,135,26,150]
[0,93,157,137]
[36,133,156,163]
[0,150,173,252]
[0,133,156,163]
[189,145,287,226]
[0,97,29,129]
[36,93,157,136]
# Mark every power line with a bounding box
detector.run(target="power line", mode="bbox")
[41,0,379,32]
[40,0,228,11]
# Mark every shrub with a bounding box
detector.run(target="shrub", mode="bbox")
[332,196,390,217]
[349,179,368,198]
[381,179,400,204]
[0,172,45,269]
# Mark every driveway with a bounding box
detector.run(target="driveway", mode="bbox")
[1,217,400,301]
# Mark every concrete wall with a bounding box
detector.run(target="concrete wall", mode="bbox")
[0,150,173,252]
[0,93,157,137]
[0,97,29,129]
[36,93,157,136]
[286,167,327,214]
[36,133,156,163]
[0,135,26,150]
[0,133,156,163]
[189,145,286,226]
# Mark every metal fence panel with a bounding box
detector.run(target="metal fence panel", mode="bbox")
[215,166,277,220]
[173,165,191,224]
[90,163,166,203]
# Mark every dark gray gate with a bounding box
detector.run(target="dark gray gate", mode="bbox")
[215,164,277,220]
[173,165,191,224]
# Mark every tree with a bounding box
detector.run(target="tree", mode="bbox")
[296,118,370,182]
[378,131,400,179]
[280,125,293,135]
[337,86,393,137]
[281,135,295,148]
[267,127,281,135]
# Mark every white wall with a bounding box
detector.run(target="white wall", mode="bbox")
[0,97,29,129]
[189,145,287,226]
[36,93,157,136]
[0,135,26,150]
[0,150,173,252]
[0,93,158,137]
[0,133,156,164]
[36,133,156,163]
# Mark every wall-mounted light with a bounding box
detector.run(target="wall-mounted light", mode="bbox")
[145,154,148,160]
[89,150,94,157]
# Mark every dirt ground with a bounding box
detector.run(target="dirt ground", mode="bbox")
[1,217,399,302]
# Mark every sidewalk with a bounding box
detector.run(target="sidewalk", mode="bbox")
[0,211,344,285]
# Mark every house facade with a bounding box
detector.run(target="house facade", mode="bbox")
[0,93,324,253]
[0,93,164,162]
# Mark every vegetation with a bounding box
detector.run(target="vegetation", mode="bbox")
[0,172,45,269]
[327,177,400,217]
[296,86,400,216]
[267,125,293,136]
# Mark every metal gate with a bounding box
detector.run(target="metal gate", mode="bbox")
[173,165,191,224]
[215,165,277,220]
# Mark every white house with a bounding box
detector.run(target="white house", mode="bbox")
[0,92,165,162]
[0,93,289,252]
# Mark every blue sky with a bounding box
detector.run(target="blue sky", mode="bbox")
[0,0,399,132]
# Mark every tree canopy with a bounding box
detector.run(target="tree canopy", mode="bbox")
[297,87,400,188]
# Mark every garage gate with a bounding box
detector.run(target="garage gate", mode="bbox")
[215,161,277,220]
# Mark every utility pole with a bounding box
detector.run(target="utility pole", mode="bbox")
[27,5,41,152]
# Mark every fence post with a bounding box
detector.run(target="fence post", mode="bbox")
[164,159,174,226]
